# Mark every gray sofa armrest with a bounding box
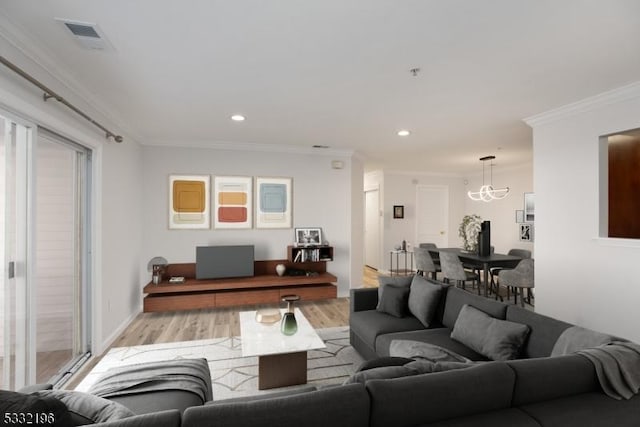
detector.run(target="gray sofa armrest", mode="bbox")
[350,288,379,312]
[17,384,53,393]
[206,385,317,405]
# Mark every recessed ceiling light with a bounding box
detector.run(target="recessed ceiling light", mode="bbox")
[397,130,410,137]
[231,114,246,122]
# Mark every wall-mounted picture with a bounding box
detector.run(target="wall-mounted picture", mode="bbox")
[393,205,404,219]
[519,223,533,242]
[515,210,524,223]
[524,192,535,222]
[255,177,292,228]
[213,176,252,229]
[169,174,210,229]
[295,227,322,246]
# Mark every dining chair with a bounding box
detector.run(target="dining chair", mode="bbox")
[490,249,532,300]
[413,247,441,280]
[439,251,479,293]
[418,243,441,269]
[497,258,534,307]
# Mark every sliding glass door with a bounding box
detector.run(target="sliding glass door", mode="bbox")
[0,112,92,390]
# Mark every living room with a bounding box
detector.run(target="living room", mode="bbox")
[1,1,640,425]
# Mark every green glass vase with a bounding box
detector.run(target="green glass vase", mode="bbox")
[281,311,297,336]
[280,295,300,335]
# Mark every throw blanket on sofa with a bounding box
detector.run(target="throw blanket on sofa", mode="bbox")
[344,341,475,385]
[88,358,212,403]
[550,325,617,356]
[390,340,473,364]
[577,342,640,400]
[551,326,640,400]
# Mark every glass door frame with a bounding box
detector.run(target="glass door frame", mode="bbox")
[1,109,93,389]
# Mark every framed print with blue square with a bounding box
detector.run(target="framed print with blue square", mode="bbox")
[255,177,293,228]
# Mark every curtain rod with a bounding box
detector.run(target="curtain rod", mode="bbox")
[0,55,123,143]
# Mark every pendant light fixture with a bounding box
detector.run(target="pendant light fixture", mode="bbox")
[467,155,510,202]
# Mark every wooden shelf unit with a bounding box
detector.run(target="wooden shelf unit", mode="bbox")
[143,260,337,313]
[287,245,334,263]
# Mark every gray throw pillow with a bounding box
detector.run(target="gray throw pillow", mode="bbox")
[377,275,413,310]
[407,275,443,327]
[34,390,135,426]
[376,284,410,318]
[451,304,530,361]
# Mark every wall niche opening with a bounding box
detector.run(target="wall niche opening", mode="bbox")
[603,128,640,239]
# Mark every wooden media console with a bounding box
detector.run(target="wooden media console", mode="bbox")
[143,260,337,312]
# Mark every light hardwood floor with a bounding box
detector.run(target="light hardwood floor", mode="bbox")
[66,298,350,389]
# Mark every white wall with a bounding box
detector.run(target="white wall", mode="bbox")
[463,164,534,254]
[141,146,355,297]
[527,82,640,342]
[365,170,466,273]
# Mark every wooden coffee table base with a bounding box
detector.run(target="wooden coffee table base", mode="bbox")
[258,351,307,390]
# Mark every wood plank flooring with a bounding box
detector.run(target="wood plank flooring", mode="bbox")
[65,298,350,389]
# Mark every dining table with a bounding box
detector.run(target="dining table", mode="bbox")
[428,247,523,297]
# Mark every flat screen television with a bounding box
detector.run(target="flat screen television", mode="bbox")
[196,245,255,279]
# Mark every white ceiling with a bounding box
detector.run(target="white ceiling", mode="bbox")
[1,0,640,173]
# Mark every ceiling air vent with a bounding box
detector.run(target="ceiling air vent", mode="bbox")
[56,18,113,51]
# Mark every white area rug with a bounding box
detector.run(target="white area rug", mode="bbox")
[75,327,363,401]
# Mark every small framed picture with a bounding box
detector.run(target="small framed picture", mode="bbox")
[524,192,535,222]
[393,205,404,219]
[515,210,524,223]
[519,223,533,242]
[295,227,322,246]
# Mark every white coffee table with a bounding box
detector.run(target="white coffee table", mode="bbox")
[239,308,326,389]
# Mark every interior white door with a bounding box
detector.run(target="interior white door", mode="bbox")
[416,185,449,247]
[364,189,380,269]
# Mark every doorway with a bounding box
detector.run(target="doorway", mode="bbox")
[416,185,449,247]
[364,188,380,270]
[0,113,92,390]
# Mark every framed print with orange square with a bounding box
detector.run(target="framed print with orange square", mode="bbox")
[169,174,210,229]
[213,176,253,229]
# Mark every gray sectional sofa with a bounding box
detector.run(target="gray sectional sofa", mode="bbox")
[7,275,639,426]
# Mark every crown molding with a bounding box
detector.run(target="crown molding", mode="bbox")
[143,139,355,158]
[524,81,640,128]
[384,169,464,179]
[0,11,140,142]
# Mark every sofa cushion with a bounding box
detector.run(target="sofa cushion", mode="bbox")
[366,362,516,427]
[107,390,206,415]
[424,408,541,427]
[520,392,640,427]
[91,410,181,427]
[35,390,135,426]
[374,328,488,360]
[408,275,443,327]
[0,390,71,427]
[350,310,425,352]
[506,354,599,406]
[182,383,370,427]
[377,275,413,309]
[506,305,572,358]
[451,305,530,361]
[442,287,507,328]
[377,284,410,317]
